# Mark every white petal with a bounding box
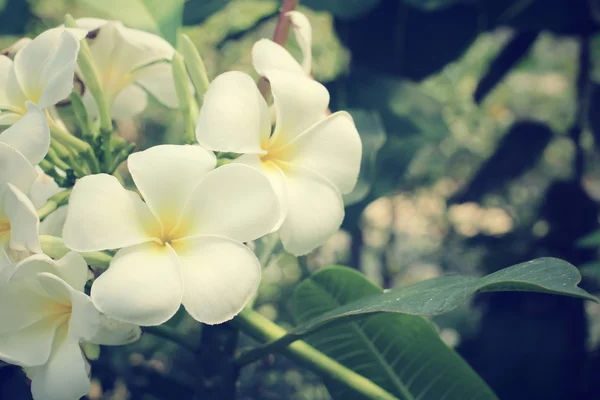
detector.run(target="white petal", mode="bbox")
[0,102,50,165]
[175,163,279,243]
[0,315,62,367]
[109,83,148,119]
[30,324,91,400]
[234,154,288,231]
[74,17,107,31]
[30,167,62,209]
[53,251,89,292]
[88,314,141,345]
[252,39,305,77]
[63,174,159,252]
[39,206,68,237]
[195,71,270,153]
[0,112,22,125]
[285,111,362,194]
[175,236,260,324]
[278,166,344,255]
[134,62,179,108]
[13,29,80,107]
[3,183,41,253]
[91,242,183,326]
[127,144,216,230]
[0,142,38,194]
[267,70,329,149]
[287,11,313,74]
[0,56,15,108]
[86,21,173,103]
[0,278,57,334]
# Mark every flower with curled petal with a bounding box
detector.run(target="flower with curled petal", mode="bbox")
[63,144,280,326]
[0,252,140,400]
[73,18,179,119]
[0,103,51,272]
[0,28,84,125]
[195,36,362,255]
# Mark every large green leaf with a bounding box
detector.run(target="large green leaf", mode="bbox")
[78,0,183,44]
[343,110,386,205]
[277,258,596,347]
[291,267,498,400]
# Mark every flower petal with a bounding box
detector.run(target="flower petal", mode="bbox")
[285,111,362,194]
[91,242,183,326]
[0,102,50,166]
[252,39,305,77]
[175,163,279,243]
[127,144,216,230]
[195,71,270,153]
[82,82,148,119]
[0,56,15,108]
[135,62,179,108]
[234,154,288,231]
[267,69,329,149]
[278,166,344,255]
[0,315,62,367]
[53,251,89,292]
[63,174,159,252]
[287,11,313,74]
[30,167,62,209]
[13,29,81,108]
[0,142,38,194]
[3,182,41,253]
[88,314,141,345]
[175,235,261,324]
[30,324,91,400]
[0,279,56,334]
[39,206,68,237]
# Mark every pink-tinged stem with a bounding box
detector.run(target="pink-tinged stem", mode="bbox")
[259,0,299,98]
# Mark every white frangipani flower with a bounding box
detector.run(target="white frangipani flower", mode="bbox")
[63,144,280,326]
[0,28,85,124]
[74,18,178,119]
[0,252,141,400]
[195,70,361,255]
[0,103,51,269]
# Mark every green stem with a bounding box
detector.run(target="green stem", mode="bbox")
[37,190,71,220]
[144,325,199,352]
[39,235,113,269]
[49,120,100,173]
[233,308,398,400]
[65,14,113,170]
[46,146,71,172]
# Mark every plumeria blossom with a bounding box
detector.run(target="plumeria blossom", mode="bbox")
[74,18,179,119]
[0,103,51,271]
[287,11,312,74]
[0,28,84,124]
[0,252,141,400]
[195,44,362,256]
[63,144,280,326]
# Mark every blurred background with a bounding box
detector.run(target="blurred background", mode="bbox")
[1,0,600,399]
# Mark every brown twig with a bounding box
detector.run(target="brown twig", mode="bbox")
[258,0,299,98]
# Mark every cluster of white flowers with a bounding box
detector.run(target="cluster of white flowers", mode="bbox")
[0,11,361,400]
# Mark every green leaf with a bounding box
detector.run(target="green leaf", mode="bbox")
[78,0,183,44]
[288,258,597,339]
[302,0,383,19]
[576,229,600,248]
[291,267,498,400]
[343,110,387,205]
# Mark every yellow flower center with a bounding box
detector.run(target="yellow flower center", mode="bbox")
[0,218,10,245]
